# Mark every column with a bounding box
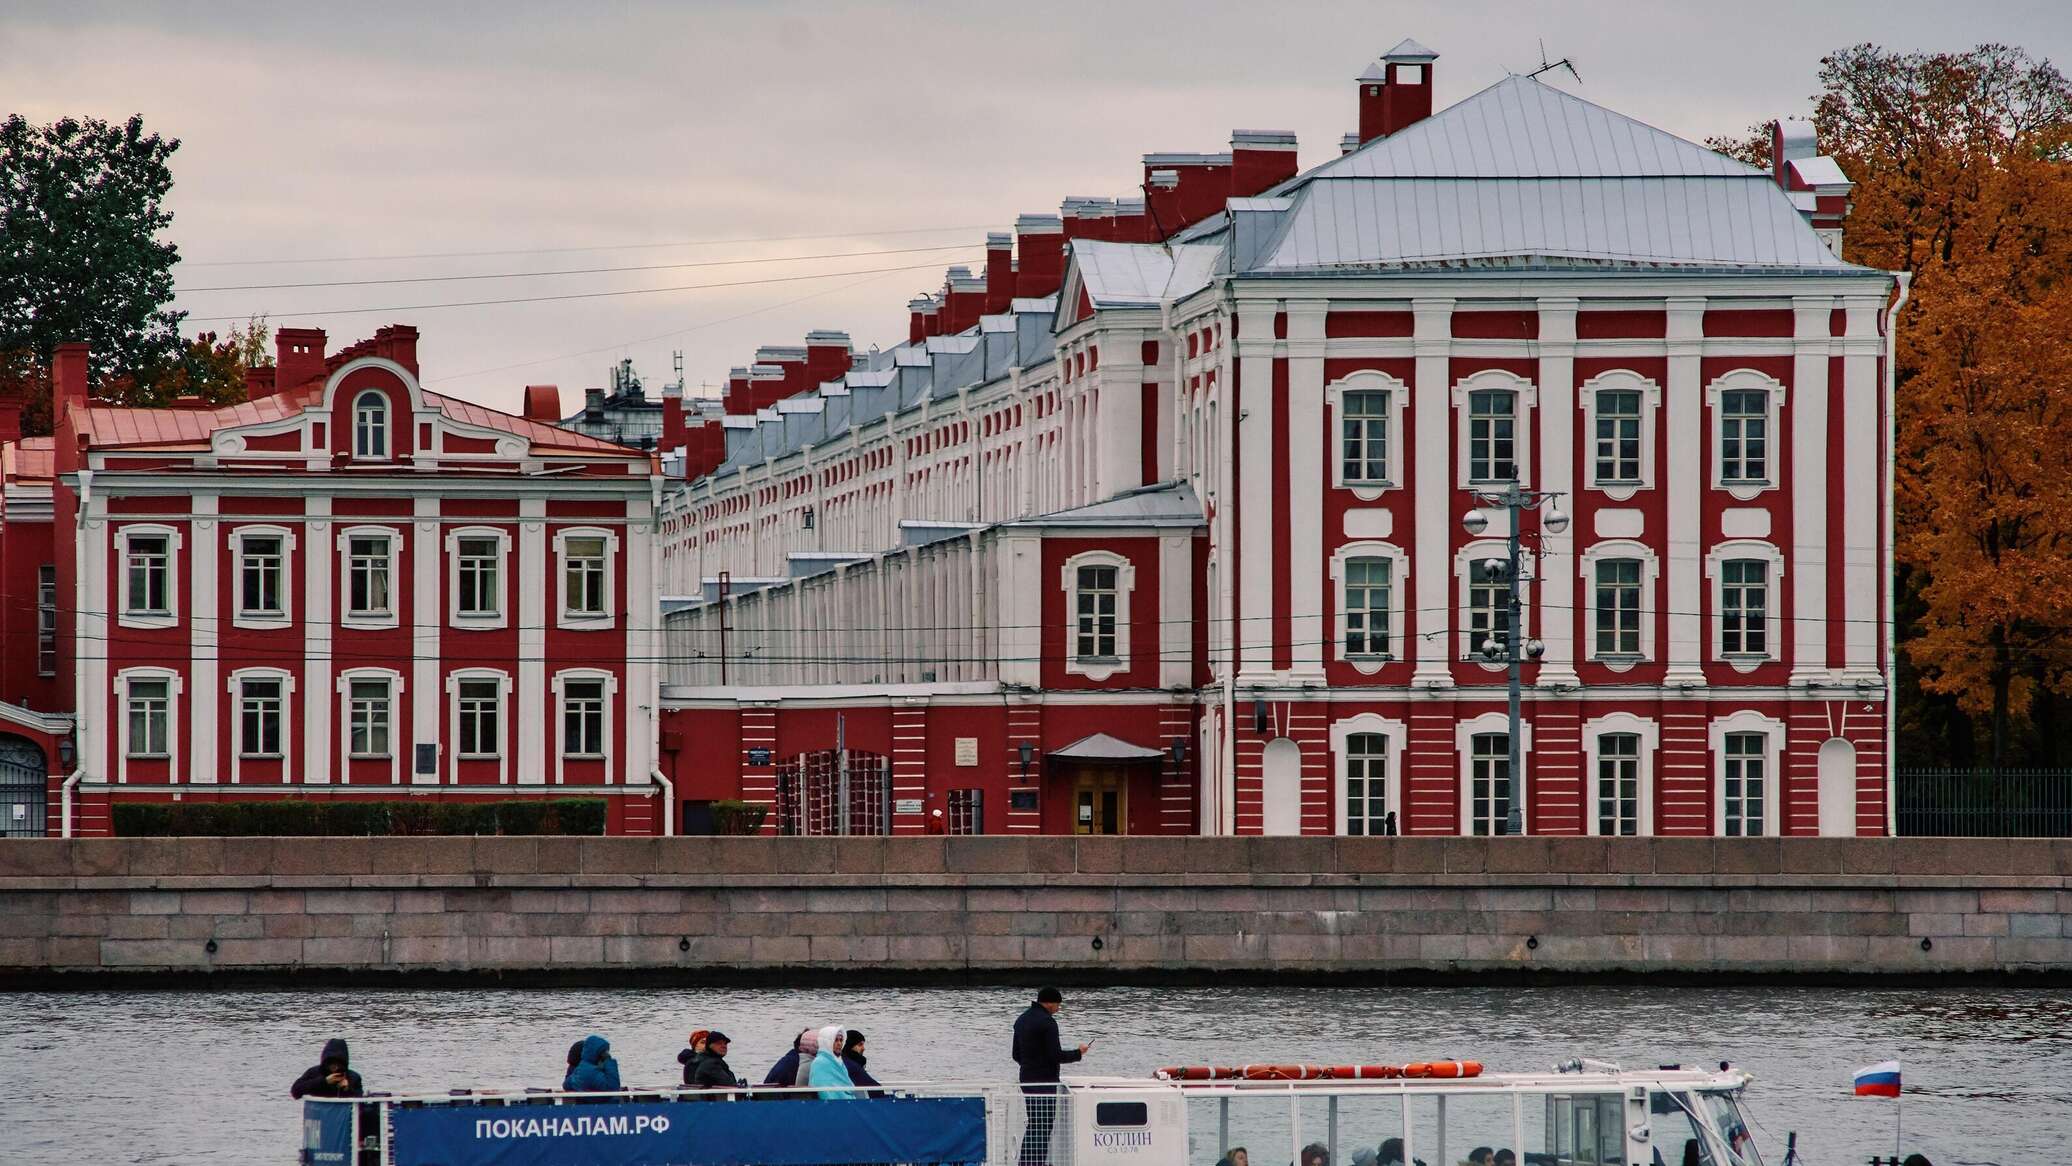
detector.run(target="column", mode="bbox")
[1411,298,1455,689]
[1158,531,1194,690]
[623,495,656,786]
[1789,296,1833,686]
[517,499,547,784]
[190,495,220,784]
[1662,298,1707,686]
[1841,297,1882,682]
[1535,299,1580,688]
[1095,328,1145,499]
[302,497,332,783]
[411,496,441,784]
[1285,302,1328,680]
[1235,300,1280,680]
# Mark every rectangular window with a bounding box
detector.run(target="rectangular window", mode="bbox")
[457,679,501,758]
[1075,565,1118,660]
[238,678,283,758]
[348,679,391,758]
[455,537,500,618]
[347,537,393,618]
[1469,732,1512,836]
[1721,559,1769,656]
[562,679,605,757]
[1593,389,1643,483]
[238,535,285,617]
[1345,732,1390,836]
[1719,389,1769,483]
[1467,577,1510,661]
[1343,558,1392,658]
[126,680,170,758]
[124,533,171,615]
[1468,390,1517,483]
[562,537,608,617]
[1341,390,1391,484]
[36,564,56,677]
[947,788,983,835]
[1723,732,1767,836]
[1596,733,1641,836]
[1594,559,1643,657]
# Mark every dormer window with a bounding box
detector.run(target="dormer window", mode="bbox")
[353,391,390,459]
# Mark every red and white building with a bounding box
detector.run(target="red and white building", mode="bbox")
[654,41,1904,838]
[0,326,664,836]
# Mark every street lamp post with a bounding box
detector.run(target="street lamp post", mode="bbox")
[1461,488,1568,835]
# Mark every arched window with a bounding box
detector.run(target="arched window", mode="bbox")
[353,391,390,459]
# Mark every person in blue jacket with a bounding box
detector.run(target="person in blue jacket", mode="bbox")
[843,1029,883,1098]
[564,1034,622,1093]
[808,1024,857,1099]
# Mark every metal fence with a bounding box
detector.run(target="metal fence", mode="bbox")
[1895,768,2072,837]
[774,749,891,835]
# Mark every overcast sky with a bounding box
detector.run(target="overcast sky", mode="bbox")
[5,1,2069,414]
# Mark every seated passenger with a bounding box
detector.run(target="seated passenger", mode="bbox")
[563,1041,583,1090]
[1494,1151,1515,1166]
[809,1024,858,1099]
[565,1034,623,1093]
[1216,1147,1251,1166]
[693,1031,740,1094]
[677,1029,710,1085]
[1380,1140,1406,1166]
[1465,1148,1494,1166]
[764,1029,810,1095]
[1303,1143,1331,1166]
[290,1038,364,1099]
[1352,1148,1377,1166]
[844,1030,884,1098]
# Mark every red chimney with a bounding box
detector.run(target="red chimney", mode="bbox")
[661,385,685,453]
[908,297,938,345]
[941,267,986,334]
[274,327,328,391]
[372,324,420,375]
[243,365,277,401]
[1063,198,1115,243]
[1358,38,1438,145]
[1230,130,1299,196]
[1113,197,1153,243]
[1015,214,1065,299]
[723,368,750,415]
[804,330,852,388]
[1144,170,1182,239]
[53,343,89,423]
[1141,154,1233,233]
[983,233,1015,315]
[522,385,561,422]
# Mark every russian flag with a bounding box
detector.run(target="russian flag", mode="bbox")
[1853,1061,1902,1097]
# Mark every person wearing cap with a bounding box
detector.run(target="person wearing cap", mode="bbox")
[843,1029,883,1099]
[676,1029,710,1086]
[1013,987,1089,1166]
[691,1030,740,1095]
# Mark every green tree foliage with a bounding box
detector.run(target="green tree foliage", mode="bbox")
[0,113,184,427]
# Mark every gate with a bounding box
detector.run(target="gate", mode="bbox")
[0,734,49,838]
[773,749,890,835]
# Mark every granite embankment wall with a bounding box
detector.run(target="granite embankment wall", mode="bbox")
[3,837,2069,983]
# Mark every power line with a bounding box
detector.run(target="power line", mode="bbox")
[178,244,983,293]
[180,225,1001,268]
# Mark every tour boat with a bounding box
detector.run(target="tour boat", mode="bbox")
[301,1058,1769,1166]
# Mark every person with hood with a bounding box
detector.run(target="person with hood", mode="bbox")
[793,1026,822,1088]
[808,1024,857,1100]
[762,1029,811,1096]
[565,1034,622,1093]
[290,1038,364,1099]
[677,1029,710,1085]
[843,1029,883,1098]
[692,1031,740,1094]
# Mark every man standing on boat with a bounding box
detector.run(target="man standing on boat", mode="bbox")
[1013,986,1090,1166]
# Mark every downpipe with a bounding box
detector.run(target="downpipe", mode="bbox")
[651,769,674,838]
[59,768,84,838]
[1883,272,1911,838]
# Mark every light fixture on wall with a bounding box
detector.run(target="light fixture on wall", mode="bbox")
[1253,700,1269,736]
[57,737,75,769]
[1018,741,1034,777]
[1170,738,1187,765]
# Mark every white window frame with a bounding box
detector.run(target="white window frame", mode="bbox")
[1705,368,1787,501]
[36,563,56,677]
[114,524,181,630]
[555,527,619,629]
[337,526,402,630]
[552,669,619,784]
[226,667,295,783]
[114,666,183,784]
[353,389,391,460]
[1327,370,1409,499]
[1704,540,1787,672]
[1451,369,1537,489]
[336,668,405,785]
[1455,540,1532,672]
[1060,549,1135,682]
[1331,712,1407,835]
[229,525,295,629]
[1582,712,1658,837]
[1330,541,1409,674]
[1578,370,1660,500]
[1455,711,1532,836]
[1577,539,1661,670]
[445,669,512,784]
[1708,709,1786,837]
[445,526,510,629]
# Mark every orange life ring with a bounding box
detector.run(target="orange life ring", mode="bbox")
[1155,1064,1415,1082]
[1401,1061,1482,1079]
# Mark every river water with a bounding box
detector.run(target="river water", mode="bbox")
[0,985,2066,1165]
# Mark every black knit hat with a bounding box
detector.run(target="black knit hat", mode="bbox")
[1037,986,1064,1004]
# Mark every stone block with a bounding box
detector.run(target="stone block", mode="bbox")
[213,837,275,876]
[473,936,553,965]
[244,889,303,915]
[804,887,886,913]
[1115,911,1177,936]
[1603,839,1654,874]
[1266,932,1339,963]
[393,889,446,914]
[44,937,97,967]
[1995,936,2072,965]
[1184,836,1252,873]
[1330,838,1392,874]
[1544,837,1609,874]
[391,912,467,937]
[1338,934,1419,962]
[1484,838,1553,874]
[366,837,474,875]
[472,836,541,875]
[547,935,605,963]
[1715,839,1781,875]
[1440,839,1489,874]
[534,836,583,872]
[2008,913,2064,938]
[1182,932,1267,963]
[1709,934,1788,967]
[179,914,265,940]
[884,887,959,912]
[1979,888,2058,914]
[777,837,839,873]
[1072,836,1124,873]
[68,840,131,877]
[883,838,947,874]
[1120,837,1191,874]
[56,890,123,915]
[305,889,394,914]
[1020,935,1095,963]
[1650,838,1718,874]
[967,935,1027,963]
[1907,913,1963,936]
[49,913,107,938]
[390,936,470,966]
[301,937,383,964]
[1250,836,1319,873]
[683,935,753,964]
[271,837,371,875]
[831,837,887,875]
[127,890,180,915]
[751,935,813,964]
[1894,889,1978,914]
[1552,888,1597,911]
[0,937,43,965]
[938,837,1026,875]
[509,889,590,913]
[964,887,1025,912]
[205,938,305,966]
[580,837,658,876]
[1785,934,1870,964]
[591,888,685,915]
[1778,839,1851,874]
[100,938,209,967]
[179,890,249,915]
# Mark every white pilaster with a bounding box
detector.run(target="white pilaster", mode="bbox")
[1841,298,1882,682]
[623,496,655,787]
[1411,298,1455,689]
[1285,302,1328,681]
[517,498,547,785]
[302,497,332,784]
[78,513,109,780]
[411,496,441,783]
[1790,296,1834,686]
[1158,531,1193,689]
[1663,298,1708,686]
[1536,299,1580,688]
[1234,300,1280,680]
[1096,329,1145,499]
[189,495,220,783]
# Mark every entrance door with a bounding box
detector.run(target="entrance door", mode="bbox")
[1817,737,1857,837]
[0,734,48,838]
[1072,771,1125,835]
[1261,738,1301,835]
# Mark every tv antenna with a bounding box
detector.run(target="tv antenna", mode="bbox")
[1527,40,1581,84]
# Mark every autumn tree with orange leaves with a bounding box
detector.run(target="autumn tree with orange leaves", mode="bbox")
[1715,45,2072,767]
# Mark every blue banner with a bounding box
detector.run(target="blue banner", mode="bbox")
[391,1095,989,1166]
[302,1100,356,1166]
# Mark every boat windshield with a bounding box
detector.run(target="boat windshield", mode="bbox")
[1647,1091,1760,1166]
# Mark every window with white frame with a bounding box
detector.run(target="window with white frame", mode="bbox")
[456,679,501,758]
[558,531,612,623]
[346,534,395,620]
[1467,389,1518,483]
[126,679,171,758]
[121,530,173,618]
[1595,732,1642,836]
[36,564,56,677]
[237,677,285,758]
[561,678,606,758]
[353,390,390,459]
[348,678,392,758]
[1466,574,1510,662]
[1705,541,1785,669]
[1344,732,1391,835]
[1329,371,1408,496]
[1467,732,1512,836]
[1722,733,1768,836]
[450,530,506,624]
[1579,371,1661,498]
[235,531,287,620]
[1061,550,1134,680]
[1593,558,1644,658]
[1344,558,1391,659]
[1707,370,1786,498]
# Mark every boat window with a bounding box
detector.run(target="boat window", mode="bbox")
[1436,1094,1517,1166]
[1696,1093,1759,1166]
[1540,1093,1626,1166]
[1649,1091,1760,1166]
[1095,1102,1149,1127]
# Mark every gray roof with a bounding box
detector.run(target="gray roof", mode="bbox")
[1008,481,1204,528]
[1072,240,1223,307]
[1048,732,1167,762]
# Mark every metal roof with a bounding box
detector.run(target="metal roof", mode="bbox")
[1073,240,1223,306]
[1047,732,1167,762]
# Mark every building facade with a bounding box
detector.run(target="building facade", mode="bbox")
[653,41,1903,838]
[0,326,664,836]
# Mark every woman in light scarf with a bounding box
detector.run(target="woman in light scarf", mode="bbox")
[807,1024,858,1099]
[792,1027,820,1088]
